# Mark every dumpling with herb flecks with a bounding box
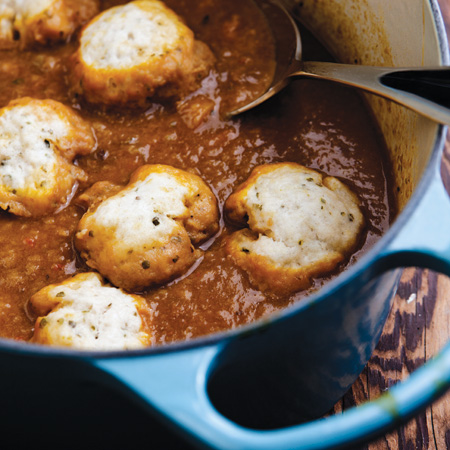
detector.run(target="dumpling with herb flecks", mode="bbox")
[0,97,96,217]
[75,164,219,292]
[30,272,153,350]
[224,162,365,295]
[69,0,214,106]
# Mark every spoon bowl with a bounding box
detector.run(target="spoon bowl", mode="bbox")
[229,0,450,125]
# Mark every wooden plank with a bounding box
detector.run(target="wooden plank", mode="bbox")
[365,269,436,450]
[426,273,450,449]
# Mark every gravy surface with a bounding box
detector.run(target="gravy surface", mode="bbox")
[0,0,395,344]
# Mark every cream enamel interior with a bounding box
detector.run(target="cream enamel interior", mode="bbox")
[287,0,443,212]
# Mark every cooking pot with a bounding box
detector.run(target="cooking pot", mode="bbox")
[1,1,450,449]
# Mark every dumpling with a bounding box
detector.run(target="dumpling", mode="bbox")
[70,0,214,106]
[224,162,365,294]
[75,164,219,291]
[30,272,152,350]
[0,0,99,49]
[0,97,96,216]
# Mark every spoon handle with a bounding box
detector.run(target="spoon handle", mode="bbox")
[297,62,450,125]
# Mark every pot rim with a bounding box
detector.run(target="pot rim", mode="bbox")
[1,0,448,361]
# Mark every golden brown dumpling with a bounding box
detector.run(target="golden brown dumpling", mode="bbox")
[70,0,214,106]
[31,272,153,350]
[0,97,96,216]
[0,0,99,49]
[75,164,219,291]
[225,163,365,294]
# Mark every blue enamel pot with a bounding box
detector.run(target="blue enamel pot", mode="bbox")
[1,1,450,449]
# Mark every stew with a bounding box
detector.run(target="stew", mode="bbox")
[0,0,395,345]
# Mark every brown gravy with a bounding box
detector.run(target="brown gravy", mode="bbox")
[0,0,395,344]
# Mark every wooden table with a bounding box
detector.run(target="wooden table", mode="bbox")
[337,2,450,448]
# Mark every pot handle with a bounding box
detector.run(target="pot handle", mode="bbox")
[94,166,450,450]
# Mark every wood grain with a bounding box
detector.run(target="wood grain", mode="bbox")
[337,2,450,447]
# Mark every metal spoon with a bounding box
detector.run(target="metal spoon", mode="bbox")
[228,0,450,125]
